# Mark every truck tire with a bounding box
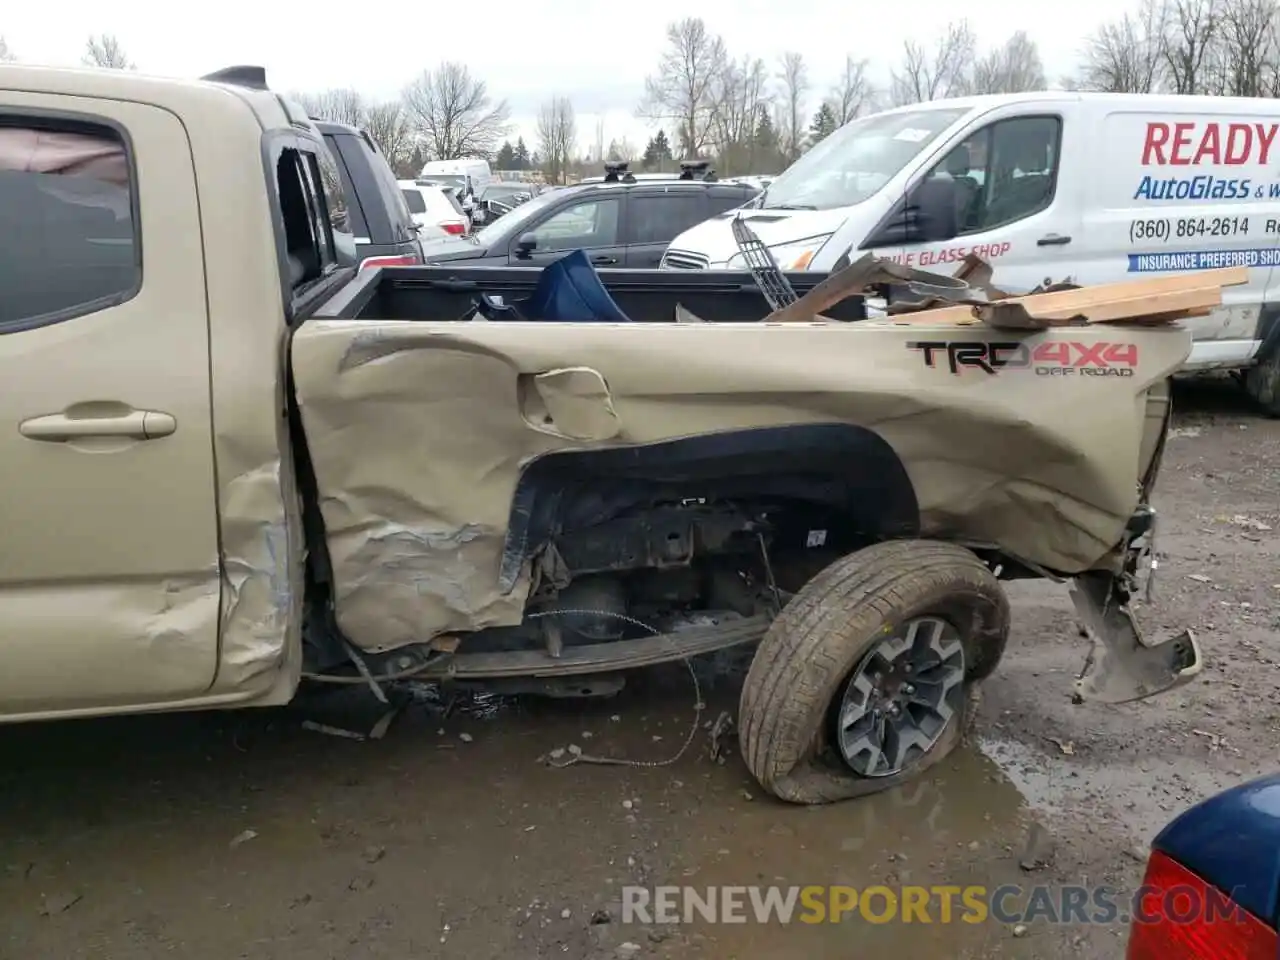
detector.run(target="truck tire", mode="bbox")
[1244,348,1280,418]
[739,540,1010,805]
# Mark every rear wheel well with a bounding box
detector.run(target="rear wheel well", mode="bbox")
[499,423,920,590]
[298,423,923,676]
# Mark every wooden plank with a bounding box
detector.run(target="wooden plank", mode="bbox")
[886,289,1221,328]
[883,267,1243,328]
[983,265,1246,318]
[983,284,1224,325]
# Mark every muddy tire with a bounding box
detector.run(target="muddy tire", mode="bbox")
[739,540,1010,805]
[1244,348,1280,418]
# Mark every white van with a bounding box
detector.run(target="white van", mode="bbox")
[418,158,492,200]
[662,92,1280,413]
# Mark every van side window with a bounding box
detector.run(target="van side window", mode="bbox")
[925,116,1061,235]
[0,121,140,331]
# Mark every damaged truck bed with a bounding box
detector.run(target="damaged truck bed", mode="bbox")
[296,257,1227,701]
[0,62,1228,803]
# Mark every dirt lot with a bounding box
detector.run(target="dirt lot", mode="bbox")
[0,377,1275,960]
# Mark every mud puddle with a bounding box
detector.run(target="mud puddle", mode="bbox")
[0,654,1074,960]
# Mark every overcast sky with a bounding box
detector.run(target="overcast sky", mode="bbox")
[5,0,1134,154]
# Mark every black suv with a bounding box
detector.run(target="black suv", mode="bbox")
[418,166,759,269]
[315,121,424,267]
[198,68,423,269]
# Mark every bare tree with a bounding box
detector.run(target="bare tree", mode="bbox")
[1164,0,1222,93]
[708,55,771,172]
[830,56,875,125]
[0,36,15,62]
[640,17,727,157]
[82,33,134,70]
[606,137,638,161]
[968,31,1047,94]
[775,52,809,163]
[890,20,977,105]
[536,96,577,185]
[291,90,415,175]
[1076,0,1170,92]
[292,89,365,127]
[402,63,511,160]
[1217,0,1280,96]
[363,102,415,175]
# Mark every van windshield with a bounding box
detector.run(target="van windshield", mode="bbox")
[761,107,969,211]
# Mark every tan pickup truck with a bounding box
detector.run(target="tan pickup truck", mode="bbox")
[1,63,1205,804]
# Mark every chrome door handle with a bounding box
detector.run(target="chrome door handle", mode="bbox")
[19,410,176,442]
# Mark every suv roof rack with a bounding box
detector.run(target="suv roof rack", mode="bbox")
[602,161,636,184]
[201,65,269,91]
[678,159,717,182]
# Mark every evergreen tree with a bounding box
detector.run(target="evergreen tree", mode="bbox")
[642,129,673,170]
[808,103,838,147]
[513,137,531,170]
[494,140,516,170]
[753,107,778,153]
[751,107,784,173]
[641,136,657,170]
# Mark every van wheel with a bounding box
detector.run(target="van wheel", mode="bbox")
[739,540,1009,805]
[1244,349,1280,418]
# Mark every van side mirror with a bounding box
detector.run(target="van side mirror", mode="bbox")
[864,179,959,248]
[515,233,538,258]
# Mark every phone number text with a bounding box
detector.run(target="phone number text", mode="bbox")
[1129,217,1252,244]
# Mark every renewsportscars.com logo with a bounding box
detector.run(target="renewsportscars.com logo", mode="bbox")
[906,340,1139,377]
[620,882,1250,927]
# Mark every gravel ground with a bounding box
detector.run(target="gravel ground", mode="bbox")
[0,377,1275,960]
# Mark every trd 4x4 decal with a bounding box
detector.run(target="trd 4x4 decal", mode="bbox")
[906,340,1139,377]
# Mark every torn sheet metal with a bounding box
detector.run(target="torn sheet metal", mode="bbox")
[290,316,1192,654]
[217,461,298,691]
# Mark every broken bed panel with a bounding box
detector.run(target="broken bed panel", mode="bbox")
[289,318,1191,654]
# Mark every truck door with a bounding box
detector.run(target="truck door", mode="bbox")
[512,194,627,267]
[867,106,1083,293]
[0,96,219,716]
[622,190,709,267]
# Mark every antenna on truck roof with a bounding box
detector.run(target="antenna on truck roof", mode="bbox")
[201,65,269,90]
[201,65,315,132]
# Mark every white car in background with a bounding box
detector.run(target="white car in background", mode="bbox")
[398,180,470,238]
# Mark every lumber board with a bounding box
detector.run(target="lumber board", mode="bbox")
[882,267,1244,329]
